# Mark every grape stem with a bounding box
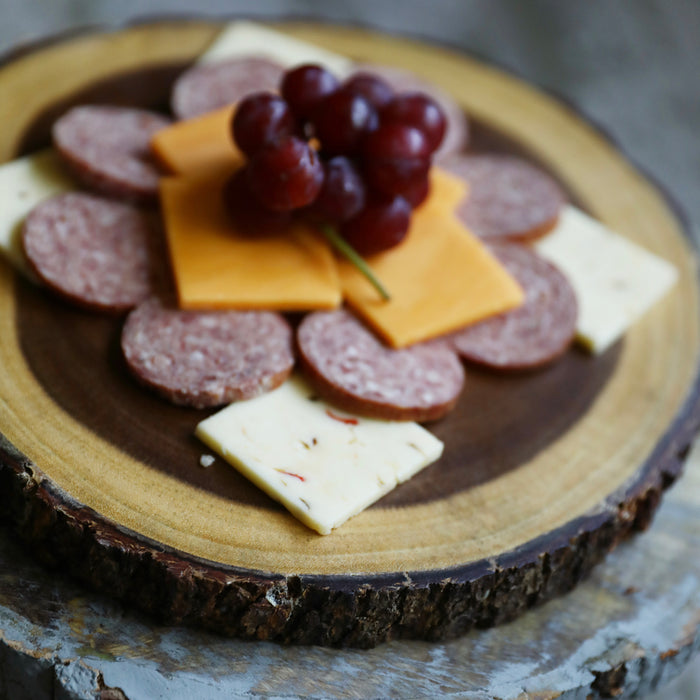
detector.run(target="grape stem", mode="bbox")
[318,223,391,301]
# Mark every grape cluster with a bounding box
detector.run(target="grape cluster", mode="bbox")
[226,64,446,255]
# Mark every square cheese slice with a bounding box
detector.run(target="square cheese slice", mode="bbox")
[0,149,74,276]
[535,205,678,354]
[195,375,444,535]
[160,173,342,310]
[339,169,525,348]
[198,20,353,77]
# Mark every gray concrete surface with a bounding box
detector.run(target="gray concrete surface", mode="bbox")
[0,1,698,697]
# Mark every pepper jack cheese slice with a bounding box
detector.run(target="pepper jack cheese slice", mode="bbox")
[151,106,241,176]
[0,149,74,276]
[160,173,342,310]
[535,205,678,354]
[197,20,354,77]
[195,375,444,535]
[340,169,525,348]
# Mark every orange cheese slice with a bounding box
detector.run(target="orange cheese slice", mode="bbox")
[160,172,342,311]
[339,169,525,348]
[421,167,467,212]
[152,106,242,176]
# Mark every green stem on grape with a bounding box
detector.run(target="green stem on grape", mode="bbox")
[318,223,391,301]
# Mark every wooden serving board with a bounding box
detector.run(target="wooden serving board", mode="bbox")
[0,20,699,647]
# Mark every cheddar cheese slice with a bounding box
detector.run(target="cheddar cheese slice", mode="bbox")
[160,173,342,310]
[151,106,241,176]
[339,169,525,348]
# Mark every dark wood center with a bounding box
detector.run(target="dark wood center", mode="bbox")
[13,62,620,512]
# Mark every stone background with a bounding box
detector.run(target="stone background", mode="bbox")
[0,0,698,696]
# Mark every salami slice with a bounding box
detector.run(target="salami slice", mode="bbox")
[171,56,286,120]
[121,298,294,408]
[349,63,469,159]
[22,192,157,313]
[448,243,577,370]
[52,106,171,204]
[297,310,465,422]
[442,154,566,242]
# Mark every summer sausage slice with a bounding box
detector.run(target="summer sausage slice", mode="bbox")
[171,56,286,120]
[297,309,465,422]
[22,192,157,313]
[121,298,294,408]
[447,243,577,370]
[442,154,566,242]
[348,63,469,159]
[52,105,171,204]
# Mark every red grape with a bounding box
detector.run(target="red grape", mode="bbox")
[312,88,378,156]
[362,123,431,196]
[342,72,394,109]
[222,168,292,235]
[402,175,431,208]
[281,64,339,120]
[231,92,296,157]
[381,92,447,153]
[364,158,431,198]
[247,137,324,211]
[309,156,366,223]
[340,194,411,255]
[363,122,431,160]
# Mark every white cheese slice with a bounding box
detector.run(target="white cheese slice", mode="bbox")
[0,149,74,277]
[535,205,679,354]
[195,375,444,535]
[198,20,353,77]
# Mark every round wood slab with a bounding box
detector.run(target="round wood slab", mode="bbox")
[0,20,699,647]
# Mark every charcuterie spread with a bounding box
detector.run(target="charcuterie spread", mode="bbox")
[0,20,679,538]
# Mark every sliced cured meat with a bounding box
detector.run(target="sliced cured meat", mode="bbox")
[52,106,171,204]
[297,309,465,422]
[121,298,294,408]
[22,192,158,313]
[349,63,469,159]
[442,154,566,242]
[171,56,286,120]
[448,243,577,370]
